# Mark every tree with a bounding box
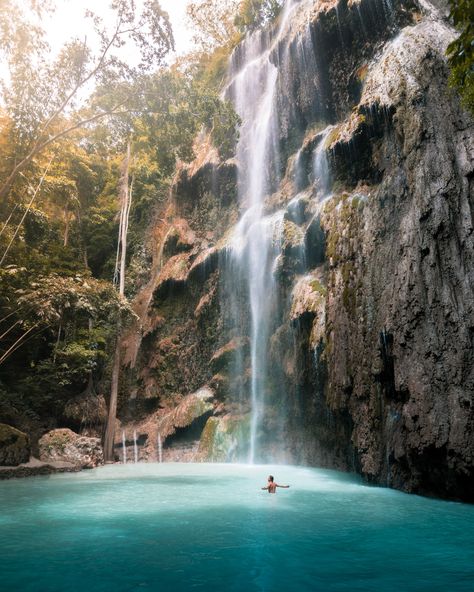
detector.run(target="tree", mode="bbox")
[235,0,283,33]
[103,142,132,461]
[186,0,241,52]
[0,0,174,201]
[0,0,241,442]
[136,68,240,168]
[447,0,474,114]
[0,270,133,371]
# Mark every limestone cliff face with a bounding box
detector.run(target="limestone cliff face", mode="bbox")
[122,0,474,501]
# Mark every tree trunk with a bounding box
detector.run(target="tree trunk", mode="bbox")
[103,141,132,462]
[103,324,121,461]
[63,204,70,247]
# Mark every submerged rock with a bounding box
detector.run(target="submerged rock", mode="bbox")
[0,424,30,466]
[39,429,103,469]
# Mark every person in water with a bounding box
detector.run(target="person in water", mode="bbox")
[261,475,290,493]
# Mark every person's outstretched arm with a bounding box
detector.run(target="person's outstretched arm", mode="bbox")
[261,486,269,490]
[276,484,290,488]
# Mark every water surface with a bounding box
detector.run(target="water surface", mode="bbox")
[1,463,473,591]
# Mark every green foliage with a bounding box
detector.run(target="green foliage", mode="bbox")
[0,0,174,200]
[186,0,241,52]
[235,0,283,33]
[0,270,135,417]
[16,273,133,327]
[0,0,241,432]
[136,68,240,170]
[186,0,283,90]
[447,0,474,114]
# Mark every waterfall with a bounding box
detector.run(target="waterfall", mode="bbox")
[225,0,314,463]
[122,430,127,464]
[157,433,163,463]
[133,429,138,463]
[313,126,334,198]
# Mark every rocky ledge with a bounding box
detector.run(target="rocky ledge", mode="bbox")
[0,457,81,480]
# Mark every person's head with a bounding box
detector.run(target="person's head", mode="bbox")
[268,475,274,482]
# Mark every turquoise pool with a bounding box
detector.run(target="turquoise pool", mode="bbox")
[1,463,473,591]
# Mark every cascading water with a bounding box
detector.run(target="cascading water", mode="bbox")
[313,126,334,199]
[225,0,314,463]
[157,433,163,463]
[122,430,127,464]
[133,429,138,464]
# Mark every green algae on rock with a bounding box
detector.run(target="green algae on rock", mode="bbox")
[0,423,30,466]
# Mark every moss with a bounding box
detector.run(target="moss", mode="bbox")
[182,393,214,426]
[43,429,75,453]
[0,423,30,466]
[310,279,327,297]
[356,64,369,82]
[326,227,340,263]
[199,417,218,456]
[282,219,305,254]
[210,337,249,373]
[0,423,28,444]
[325,125,342,149]
[198,414,250,461]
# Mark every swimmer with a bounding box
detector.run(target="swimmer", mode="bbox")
[261,475,290,493]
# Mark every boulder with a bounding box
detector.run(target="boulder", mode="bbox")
[0,424,30,466]
[39,428,103,469]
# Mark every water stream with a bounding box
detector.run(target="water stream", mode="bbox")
[122,430,127,464]
[133,429,138,463]
[157,432,163,463]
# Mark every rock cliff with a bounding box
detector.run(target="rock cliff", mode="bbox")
[118,0,473,501]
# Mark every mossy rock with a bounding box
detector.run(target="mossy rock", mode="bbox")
[290,273,327,321]
[282,219,305,258]
[198,414,250,462]
[0,423,30,466]
[39,428,103,469]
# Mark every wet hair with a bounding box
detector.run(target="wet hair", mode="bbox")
[268,475,274,482]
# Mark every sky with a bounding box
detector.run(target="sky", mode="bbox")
[41,0,195,58]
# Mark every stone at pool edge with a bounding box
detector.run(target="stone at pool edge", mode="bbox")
[39,428,104,469]
[0,457,80,480]
[0,423,30,466]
